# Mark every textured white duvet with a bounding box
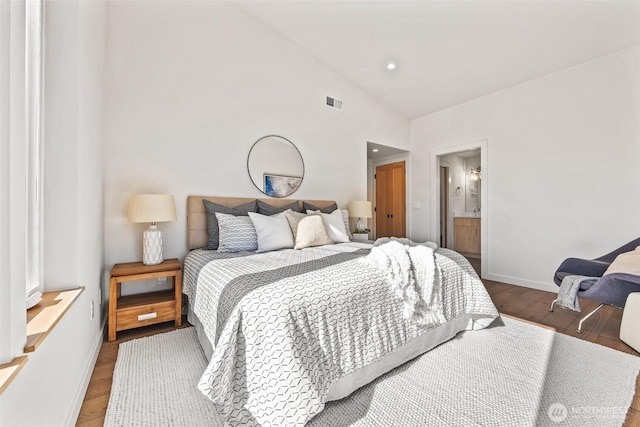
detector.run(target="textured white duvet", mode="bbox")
[183,242,498,426]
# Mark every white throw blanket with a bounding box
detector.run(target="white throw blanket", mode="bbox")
[367,239,446,328]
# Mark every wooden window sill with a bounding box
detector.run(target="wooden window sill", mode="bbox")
[0,287,84,395]
[25,287,84,353]
[0,356,28,395]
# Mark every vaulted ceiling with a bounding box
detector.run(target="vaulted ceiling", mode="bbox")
[239,0,640,119]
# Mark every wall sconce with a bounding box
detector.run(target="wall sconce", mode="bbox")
[469,166,481,181]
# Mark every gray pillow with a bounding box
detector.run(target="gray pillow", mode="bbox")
[202,199,257,249]
[256,199,300,215]
[216,213,258,253]
[302,201,337,214]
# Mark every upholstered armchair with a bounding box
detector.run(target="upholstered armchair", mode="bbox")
[550,237,640,333]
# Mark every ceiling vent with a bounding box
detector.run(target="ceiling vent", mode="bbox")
[326,96,343,110]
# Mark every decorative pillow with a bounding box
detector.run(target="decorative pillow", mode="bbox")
[248,212,294,252]
[256,199,300,215]
[202,199,256,250]
[284,210,307,239]
[215,213,258,253]
[294,215,334,249]
[340,209,353,239]
[603,246,640,276]
[307,209,350,243]
[302,201,338,214]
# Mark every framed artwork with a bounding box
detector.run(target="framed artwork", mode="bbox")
[263,174,303,198]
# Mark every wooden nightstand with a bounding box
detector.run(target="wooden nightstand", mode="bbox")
[108,259,182,342]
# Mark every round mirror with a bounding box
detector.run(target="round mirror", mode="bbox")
[247,135,304,198]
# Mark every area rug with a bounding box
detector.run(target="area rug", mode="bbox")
[104,317,640,427]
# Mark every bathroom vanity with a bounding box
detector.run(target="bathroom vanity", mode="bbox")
[454,217,481,257]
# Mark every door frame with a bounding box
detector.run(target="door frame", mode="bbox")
[430,139,488,277]
[370,154,411,240]
[439,163,450,248]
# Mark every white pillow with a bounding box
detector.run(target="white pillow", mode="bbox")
[294,215,334,249]
[215,213,258,252]
[307,209,350,243]
[248,212,294,252]
[603,246,640,276]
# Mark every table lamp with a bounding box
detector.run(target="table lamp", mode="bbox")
[128,194,177,265]
[347,200,372,233]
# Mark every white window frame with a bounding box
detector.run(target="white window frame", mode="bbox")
[25,0,43,307]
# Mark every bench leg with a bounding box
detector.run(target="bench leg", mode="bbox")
[577,303,605,333]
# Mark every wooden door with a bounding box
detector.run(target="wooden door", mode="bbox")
[375,161,406,238]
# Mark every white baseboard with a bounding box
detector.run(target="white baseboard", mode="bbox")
[482,272,558,294]
[64,319,106,426]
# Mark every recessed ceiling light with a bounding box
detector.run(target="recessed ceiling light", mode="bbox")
[372,148,379,152]
[385,61,397,70]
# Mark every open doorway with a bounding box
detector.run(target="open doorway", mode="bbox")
[367,142,410,240]
[431,141,487,277]
[439,165,449,247]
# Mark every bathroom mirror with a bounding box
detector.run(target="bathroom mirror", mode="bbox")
[247,135,304,198]
[464,156,481,213]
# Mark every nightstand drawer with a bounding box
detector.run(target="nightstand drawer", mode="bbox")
[116,300,175,332]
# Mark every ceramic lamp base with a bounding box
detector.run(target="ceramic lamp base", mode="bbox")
[142,224,163,265]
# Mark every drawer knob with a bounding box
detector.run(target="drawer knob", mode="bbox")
[138,312,158,321]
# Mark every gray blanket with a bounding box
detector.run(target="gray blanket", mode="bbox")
[557,274,596,311]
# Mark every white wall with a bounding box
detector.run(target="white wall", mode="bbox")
[410,46,640,292]
[0,1,106,425]
[103,1,409,290]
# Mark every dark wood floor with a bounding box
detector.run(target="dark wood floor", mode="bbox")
[76,269,639,426]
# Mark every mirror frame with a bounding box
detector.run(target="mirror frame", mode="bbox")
[247,135,305,198]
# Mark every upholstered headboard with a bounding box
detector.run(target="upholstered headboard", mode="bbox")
[186,196,338,250]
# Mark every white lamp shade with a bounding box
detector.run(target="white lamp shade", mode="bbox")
[348,201,372,219]
[128,194,177,224]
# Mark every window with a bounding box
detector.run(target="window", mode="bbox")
[0,0,43,363]
[25,0,43,307]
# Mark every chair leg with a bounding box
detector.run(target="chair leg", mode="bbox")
[577,303,605,334]
[549,299,558,312]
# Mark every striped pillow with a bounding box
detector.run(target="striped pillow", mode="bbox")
[215,213,258,252]
[340,209,353,239]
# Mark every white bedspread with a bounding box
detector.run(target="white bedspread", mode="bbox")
[185,243,498,426]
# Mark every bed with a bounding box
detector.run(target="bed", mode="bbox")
[183,196,499,426]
